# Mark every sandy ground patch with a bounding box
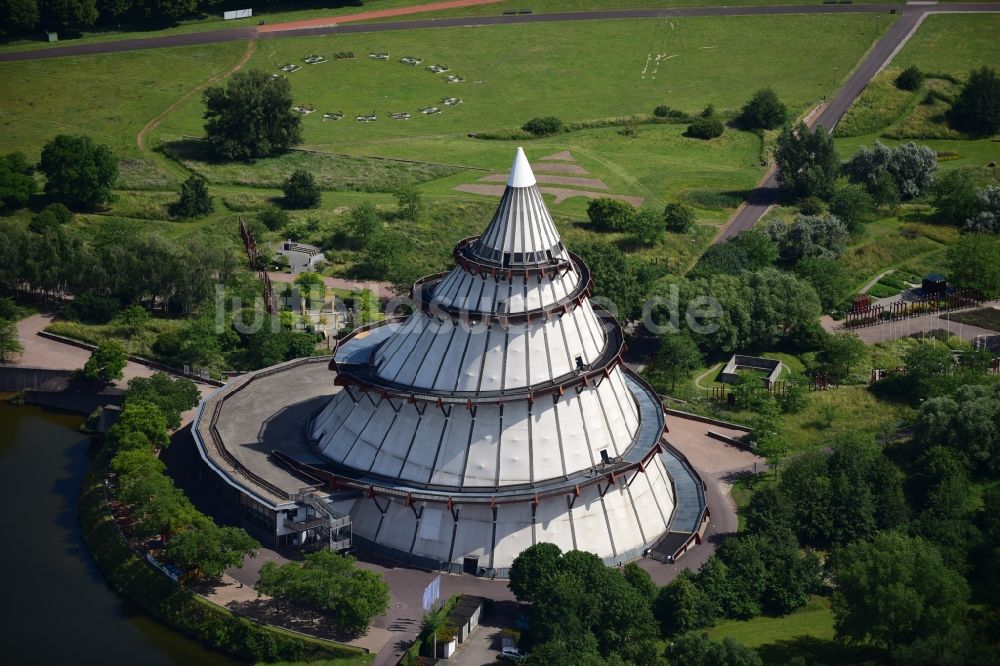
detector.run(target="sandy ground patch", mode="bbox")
[530,162,588,174]
[479,173,609,189]
[539,150,575,161]
[454,183,642,206]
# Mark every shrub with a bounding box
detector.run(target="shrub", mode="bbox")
[663,202,695,233]
[896,66,925,91]
[64,292,120,324]
[259,207,290,231]
[652,105,691,122]
[685,115,724,140]
[587,197,636,231]
[739,88,787,130]
[171,174,213,219]
[829,184,875,233]
[521,116,563,136]
[797,196,824,216]
[282,169,321,209]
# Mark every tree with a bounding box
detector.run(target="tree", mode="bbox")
[346,201,381,249]
[948,233,1000,297]
[203,70,302,160]
[395,185,422,220]
[948,66,1000,137]
[587,198,636,232]
[166,524,259,580]
[40,0,98,30]
[654,572,715,637]
[744,268,821,348]
[665,632,762,666]
[766,214,848,264]
[283,169,321,209]
[655,333,702,392]
[38,134,117,210]
[0,151,35,211]
[123,372,200,430]
[109,399,170,449]
[967,185,1000,234]
[82,339,127,382]
[685,115,724,139]
[574,240,656,321]
[509,542,563,604]
[522,116,563,136]
[114,305,150,336]
[774,123,839,200]
[629,207,662,245]
[738,88,787,130]
[828,184,874,233]
[0,0,40,33]
[664,202,695,233]
[622,562,657,603]
[0,319,23,362]
[816,331,865,383]
[257,550,390,634]
[933,170,980,226]
[776,373,808,413]
[171,174,212,218]
[896,66,924,91]
[843,141,937,200]
[259,207,289,232]
[794,257,852,312]
[832,532,969,650]
[751,400,787,471]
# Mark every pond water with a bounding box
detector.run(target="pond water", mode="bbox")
[0,400,242,665]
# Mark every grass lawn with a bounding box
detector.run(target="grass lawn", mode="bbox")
[155,14,891,157]
[706,595,884,665]
[948,307,1000,333]
[0,42,248,160]
[891,13,1000,76]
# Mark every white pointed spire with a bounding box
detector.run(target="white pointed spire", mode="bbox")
[507,147,536,188]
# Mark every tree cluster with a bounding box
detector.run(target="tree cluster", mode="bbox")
[203,71,302,161]
[774,123,840,200]
[765,214,849,264]
[649,268,821,354]
[689,230,777,279]
[948,66,1000,137]
[0,151,36,211]
[108,380,259,580]
[509,544,662,665]
[39,134,118,210]
[843,141,938,202]
[0,297,23,362]
[256,550,390,635]
[948,233,1000,298]
[573,239,659,321]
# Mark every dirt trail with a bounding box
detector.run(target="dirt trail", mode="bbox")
[136,38,257,153]
[257,0,505,32]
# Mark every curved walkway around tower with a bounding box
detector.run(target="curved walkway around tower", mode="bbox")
[194,355,693,557]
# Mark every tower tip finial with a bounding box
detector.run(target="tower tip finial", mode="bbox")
[507,147,536,188]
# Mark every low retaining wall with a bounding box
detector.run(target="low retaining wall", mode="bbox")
[665,408,752,433]
[0,365,73,392]
[36,331,225,387]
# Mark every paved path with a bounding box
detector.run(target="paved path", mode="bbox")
[14,313,158,387]
[13,312,217,425]
[714,5,935,241]
[7,4,998,62]
[840,306,1000,344]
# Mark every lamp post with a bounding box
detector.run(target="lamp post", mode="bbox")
[876,14,880,37]
[833,67,839,89]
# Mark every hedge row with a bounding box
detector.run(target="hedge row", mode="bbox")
[78,444,370,665]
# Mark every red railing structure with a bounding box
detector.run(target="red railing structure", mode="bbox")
[844,289,984,329]
[239,217,276,315]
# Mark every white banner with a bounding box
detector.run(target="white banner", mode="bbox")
[422,575,441,611]
[224,8,253,20]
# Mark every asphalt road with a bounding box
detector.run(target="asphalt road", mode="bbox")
[714,3,1000,242]
[0,3,951,62]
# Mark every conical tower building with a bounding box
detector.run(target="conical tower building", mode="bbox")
[308,149,681,573]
